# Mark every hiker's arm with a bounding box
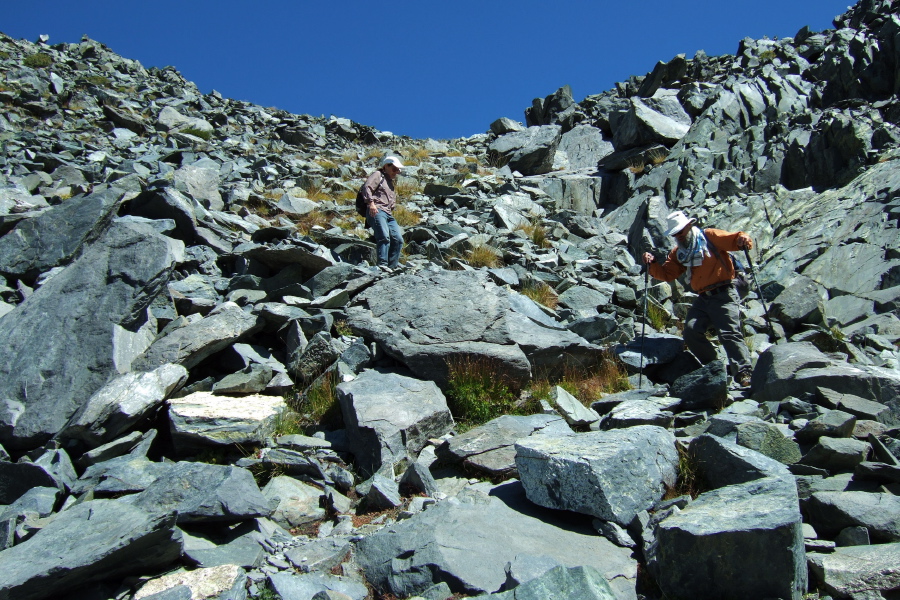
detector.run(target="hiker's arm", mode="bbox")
[706,228,753,251]
[645,249,686,281]
[361,171,382,217]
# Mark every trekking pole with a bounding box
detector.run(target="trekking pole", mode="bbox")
[639,265,649,389]
[743,248,777,340]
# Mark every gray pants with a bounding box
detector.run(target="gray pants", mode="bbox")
[684,285,751,375]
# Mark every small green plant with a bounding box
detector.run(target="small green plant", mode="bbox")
[520,280,558,310]
[271,409,305,437]
[393,205,421,227]
[23,53,52,68]
[315,158,339,170]
[647,301,669,331]
[445,356,518,428]
[0,51,10,60]
[334,320,353,337]
[83,75,111,87]
[465,244,502,268]
[181,127,212,140]
[759,49,777,61]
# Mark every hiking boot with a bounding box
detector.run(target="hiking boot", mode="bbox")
[378,265,394,274]
[737,369,752,388]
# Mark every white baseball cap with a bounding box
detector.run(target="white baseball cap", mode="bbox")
[381,156,405,170]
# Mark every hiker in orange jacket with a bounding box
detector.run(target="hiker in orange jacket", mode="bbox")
[642,211,754,388]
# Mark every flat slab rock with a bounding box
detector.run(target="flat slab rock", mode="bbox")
[808,543,900,599]
[355,481,637,599]
[168,391,286,451]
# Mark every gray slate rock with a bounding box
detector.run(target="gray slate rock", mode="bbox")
[168,391,285,453]
[262,475,325,529]
[0,219,184,450]
[477,565,619,599]
[752,343,900,423]
[355,481,636,599]
[436,413,573,479]
[734,421,803,464]
[800,437,871,472]
[285,537,351,573]
[515,425,677,526]
[268,572,368,600]
[807,543,900,599]
[0,499,182,600]
[670,360,728,411]
[807,491,900,542]
[72,455,172,496]
[653,475,806,600]
[796,409,857,443]
[0,455,64,504]
[132,302,263,371]
[337,369,454,476]
[128,461,272,524]
[0,187,123,279]
[61,364,188,448]
[488,126,562,176]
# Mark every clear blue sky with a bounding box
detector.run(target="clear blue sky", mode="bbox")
[4,0,853,140]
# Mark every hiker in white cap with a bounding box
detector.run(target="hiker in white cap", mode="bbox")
[360,156,405,271]
[642,211,754,388]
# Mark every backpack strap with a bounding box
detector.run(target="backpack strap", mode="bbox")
[704,231,733,271]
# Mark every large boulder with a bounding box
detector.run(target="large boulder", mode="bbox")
[168,392,286,453]
[515,426,677,526]
[354,481,637,599]
[347,270,603,387]
[651,435,806,600]
[0,219,184,450]
[806,491,900,542]
[612,97,690,150]
[752,342,900,423]
[0,499,182,600]
[488,126,562,175]
[0,187,123,280]
[337,369,454,476]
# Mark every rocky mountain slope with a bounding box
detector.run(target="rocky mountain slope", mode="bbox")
[1,1,900,599]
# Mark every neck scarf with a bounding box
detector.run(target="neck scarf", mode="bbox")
[675,226,709,280]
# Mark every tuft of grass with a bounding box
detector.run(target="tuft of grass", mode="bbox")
[0,51,9,60]
[271,410,305,437]
[315,158,339,170]
[401,146,429,165]
[516,221,552,249]
[465,245,502,268]
[647,301,669,331]
[392,205,421,227]
[181,127,212,140]
[664,443,703,500]
[445,356,518,428]
[520,280,558,310]
[759,49,777,61]
[293,209,330,235]
[23,53,53,68]
[557,353,632,402]
[394,179,423,198]
[303,183,335,202]
[486,150,510,169]
[627,156,645,174]
[283,370,342,434]
[648,147,668,165]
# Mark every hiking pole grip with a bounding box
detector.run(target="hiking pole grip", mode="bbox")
[743,248,777,340]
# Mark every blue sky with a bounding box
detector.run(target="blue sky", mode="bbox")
[4,1,853,140]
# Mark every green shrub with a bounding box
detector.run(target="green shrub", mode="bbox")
[181,127,212,140]
[647,301,669,331]
[446,356,518,428]
[759,49,777,62]
[23,53,52,68]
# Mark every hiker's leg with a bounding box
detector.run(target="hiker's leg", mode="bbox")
[386,214,403,268]
[369,211,390,266]
[683,296,717,364]
[711,287,752,375]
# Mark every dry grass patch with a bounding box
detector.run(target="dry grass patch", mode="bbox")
[465,245,502,268]
[520,280,558,310]
[394,179,423,198]
[393,205,421,227]
[293,210,330,235]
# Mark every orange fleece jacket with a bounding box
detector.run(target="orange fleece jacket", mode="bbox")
[649,228,745,292]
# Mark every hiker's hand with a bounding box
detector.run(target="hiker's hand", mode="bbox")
[367,204,378,218]
[642,252,655,264]
[736,233,753,250]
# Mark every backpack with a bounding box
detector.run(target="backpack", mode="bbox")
[704,232,752,299]
[355,171,385,218]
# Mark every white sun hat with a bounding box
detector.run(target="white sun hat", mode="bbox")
[666,211,697,236]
